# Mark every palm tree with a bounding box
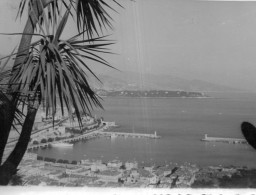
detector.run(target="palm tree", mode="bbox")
[0,0,123,185]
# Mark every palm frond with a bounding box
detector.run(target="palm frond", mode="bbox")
[12,0,121,126]
[9,29,116,126]
[75,0,122,39]
[17,0,122,40]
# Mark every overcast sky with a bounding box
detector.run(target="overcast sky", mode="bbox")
[1,0,256,91]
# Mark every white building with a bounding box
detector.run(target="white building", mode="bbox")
[125,162,138,170]
[58,126,66,135]
[107,160,122,168]
[91,163,107,172]
[149,175,160,185]
[65,167,84,174]
[126,176,138,184]
[144,166,154,172]
[130,170,140,179]
[97,170,123,183]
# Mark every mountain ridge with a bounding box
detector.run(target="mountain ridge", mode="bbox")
[89,71,242,92]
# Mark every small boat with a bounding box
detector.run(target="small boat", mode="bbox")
[111,134,118,139]
[51,142,73,148]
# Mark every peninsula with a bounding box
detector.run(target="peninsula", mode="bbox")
[96,90,208,98]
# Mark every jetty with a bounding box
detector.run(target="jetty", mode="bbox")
[201,134,247,144]
[99,131,160,139]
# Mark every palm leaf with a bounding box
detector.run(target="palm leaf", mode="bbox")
[75,0,121,38]
[11,0,122,127]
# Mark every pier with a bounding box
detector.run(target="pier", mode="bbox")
[26,124,160,152]
[99,131,160,139]
[201,134,247,144]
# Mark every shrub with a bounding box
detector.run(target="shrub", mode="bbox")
[44,157,51,162]
[48,137,54,142]
[51,158,56,163]
[57,159,64,163]
[71,160,77,165]
[33,140,39,145]
[41,138,47,143]
[63,160,69,164]
[37,156,44,161]
[55,137,61,141]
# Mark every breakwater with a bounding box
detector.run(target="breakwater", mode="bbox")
[99,131,160,139]
[201,134,247,144]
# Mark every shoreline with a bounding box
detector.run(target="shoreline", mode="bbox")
[100,96,215,99]
[7,117,256,187]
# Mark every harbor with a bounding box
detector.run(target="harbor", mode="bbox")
[201,134,247,144]
[25,115,161,153]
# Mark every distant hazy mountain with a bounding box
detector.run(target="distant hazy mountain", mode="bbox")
[0,54,242,92]
[90,71,240,92]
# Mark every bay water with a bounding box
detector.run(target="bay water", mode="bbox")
[37,92,256,168]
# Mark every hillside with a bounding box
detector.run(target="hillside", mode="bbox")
[96,90,207,98]
[89,71,240,92]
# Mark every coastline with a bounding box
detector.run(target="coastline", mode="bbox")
[7,115,256,188]
[15,123,256,188]
[16,152,256,188]
[99,96,215,99]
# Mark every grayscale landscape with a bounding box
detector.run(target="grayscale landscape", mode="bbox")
[1,0,256,191]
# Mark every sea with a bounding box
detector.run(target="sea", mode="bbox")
[36,92,256,168]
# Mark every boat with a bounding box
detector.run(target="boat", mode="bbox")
[50,142,73,148]
[111,134,118,139]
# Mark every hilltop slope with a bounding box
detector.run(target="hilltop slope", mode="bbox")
[89,71,240,92]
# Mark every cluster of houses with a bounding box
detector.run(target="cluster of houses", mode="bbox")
[19,152,200,188]
[194,165,238,187]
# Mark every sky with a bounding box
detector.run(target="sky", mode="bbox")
[1,0,256,91]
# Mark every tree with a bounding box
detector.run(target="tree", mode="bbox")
[41,138,47,144]
[71,160,77,165]
[63,160,69,164]
[55,137,61,141]
[37,156,44,161]
[0,0,124,185]
[57,159,63,163]
[32,140,39,145]
[47,137,54,142]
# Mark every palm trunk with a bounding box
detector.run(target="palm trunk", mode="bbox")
[0,99,16,165]
[0,0,55,185]
[0,0,40,168]
[0,105,38,185]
